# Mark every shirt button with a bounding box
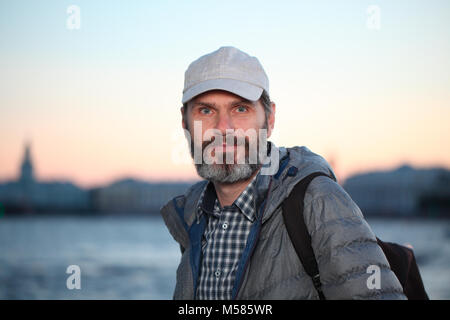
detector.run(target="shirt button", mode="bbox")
[215,269,221,278]
[222,222,228,230]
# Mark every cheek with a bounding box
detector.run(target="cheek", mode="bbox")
[187,117,210,133]
[187,120,219,144]
[236,113,266,131]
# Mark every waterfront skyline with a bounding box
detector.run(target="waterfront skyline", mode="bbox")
[1,1,449,188]
[2,141,448,217]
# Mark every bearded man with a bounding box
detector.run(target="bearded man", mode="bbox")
[160,46,406,300]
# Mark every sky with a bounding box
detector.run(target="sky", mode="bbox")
[0,0,449,188]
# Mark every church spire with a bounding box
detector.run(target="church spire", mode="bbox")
[19,140,34,185]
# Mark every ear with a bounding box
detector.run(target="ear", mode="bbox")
[267,102,276,138]
[181,106,187,130]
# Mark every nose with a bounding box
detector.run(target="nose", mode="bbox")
[215,112,234,135]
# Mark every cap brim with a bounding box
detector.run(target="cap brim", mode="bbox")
[182,78,263,104]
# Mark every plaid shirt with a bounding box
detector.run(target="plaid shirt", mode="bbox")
[195,174,258,300]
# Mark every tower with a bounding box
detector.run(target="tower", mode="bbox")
[19,141,35,185]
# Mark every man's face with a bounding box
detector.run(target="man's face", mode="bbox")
[181,90,274,184]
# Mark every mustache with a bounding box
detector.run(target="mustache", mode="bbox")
[204,134,248,148]
[190,134,253,158]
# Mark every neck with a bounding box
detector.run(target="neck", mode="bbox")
[213,168,260,207]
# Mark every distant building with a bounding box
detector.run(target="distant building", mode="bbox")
[343,165,450,217]
[0,141,195,215]
[7,141,448,217]
[90,178,192,214]
[0,142,90,213]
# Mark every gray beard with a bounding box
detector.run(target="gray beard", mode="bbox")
[195,162,260,184]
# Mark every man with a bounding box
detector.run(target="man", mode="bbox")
[160,46,406,299]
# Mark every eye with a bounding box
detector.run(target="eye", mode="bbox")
[235,105,248,113]
[199,107,212,115]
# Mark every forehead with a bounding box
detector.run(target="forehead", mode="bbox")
[189,90,256,107]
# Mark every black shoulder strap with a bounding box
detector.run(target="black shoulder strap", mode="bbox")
[281,171,331,300]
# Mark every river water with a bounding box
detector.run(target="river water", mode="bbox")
[0,215,448,299]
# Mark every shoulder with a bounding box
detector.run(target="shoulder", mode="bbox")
[159,180,208,249]
[305,175,353,206]
[164,179,208,210]
[303,175,367,234]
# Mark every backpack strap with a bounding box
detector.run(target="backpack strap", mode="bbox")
[281,171,331,300]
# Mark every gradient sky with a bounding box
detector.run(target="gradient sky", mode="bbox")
[1,0,449,188]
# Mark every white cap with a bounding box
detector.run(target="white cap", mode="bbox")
[182,46,269,104]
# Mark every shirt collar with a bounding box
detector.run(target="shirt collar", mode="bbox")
[196,172,259,223]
